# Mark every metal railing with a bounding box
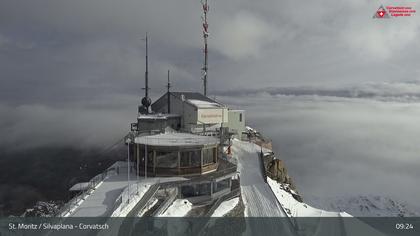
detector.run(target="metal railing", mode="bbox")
[55,162,126,217]
[152,188,178,216]
[113,177,161,214]
[126,183,160,217]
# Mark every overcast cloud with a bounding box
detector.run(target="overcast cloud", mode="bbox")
[220,94,420,207]
[1,0,420,205]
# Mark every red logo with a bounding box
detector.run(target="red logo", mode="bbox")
[373,5,390,18]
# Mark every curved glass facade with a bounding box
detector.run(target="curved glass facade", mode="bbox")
[135,144,218,176]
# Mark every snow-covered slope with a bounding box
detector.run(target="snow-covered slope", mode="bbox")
[307,195,420,217]
[267,178,350,217]
[231,139,384,236]
[232,139,287,217]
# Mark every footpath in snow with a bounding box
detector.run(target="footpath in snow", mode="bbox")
[232,139,298,236]
[232,139,287,217]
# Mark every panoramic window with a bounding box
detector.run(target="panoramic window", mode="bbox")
[180,150,201,167]
[202,148,215,165]
[155,151,178,168]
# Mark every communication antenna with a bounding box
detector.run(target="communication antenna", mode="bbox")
[201,0,209,96]
[167,70,171,114]
[144,33,149,98]
[140,33,152,113]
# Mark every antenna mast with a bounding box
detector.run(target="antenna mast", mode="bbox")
[140,33,152,114]
[201,0,209,96]
[167,70,171,114]
[145,32,149,98]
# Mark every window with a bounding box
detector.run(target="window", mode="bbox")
[181,183,211,197]
[181,185,195,197]
[203,148,215,165]
[139,149,153,166]
[239,113,242,122]
[156,151,178,168]
[197,183,211,195]
[215,178,230,192]
[180,150,201,167]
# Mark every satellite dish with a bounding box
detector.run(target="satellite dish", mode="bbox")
[141,96,152,107]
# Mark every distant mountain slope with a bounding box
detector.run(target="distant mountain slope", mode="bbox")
[0,145,125,216]
[306,195,420,217]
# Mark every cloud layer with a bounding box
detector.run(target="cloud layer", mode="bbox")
[220,94,420,207]
[0,0,419,206]
[1,0,420,106]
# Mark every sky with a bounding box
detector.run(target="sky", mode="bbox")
[1,0,420,105]
[0,0,418,145]
[1,0,420,205]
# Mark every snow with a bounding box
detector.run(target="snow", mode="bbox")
[63,181,105,217]
[245,126,257,133]
[68,173,139,217]
[65,161,186,217]
[135,132,219,146]
[138,113,180,120]
[159,199,192,217]
[231,139,286,217]
[69,182,91,191]
[267,177,346,217]
[231,139,384,235]
[138,198,158,216]
[111,183,151,217]
[187,99,222,108]
[267,173,387,236]
[307,195,420,217]
[211,197,239,217]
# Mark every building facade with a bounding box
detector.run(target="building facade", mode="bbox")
[134,133,219,176]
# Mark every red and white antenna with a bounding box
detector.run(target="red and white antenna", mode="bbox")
[201,0,209,96]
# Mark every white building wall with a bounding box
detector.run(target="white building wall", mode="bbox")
[168,96,197,131]
[227,110,245,138]
[152,94,228,132]
[197,107,228,124]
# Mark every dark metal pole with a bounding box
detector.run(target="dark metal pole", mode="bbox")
[202,0,209,96]
[145,33,149,98]
[145,143,148,179]
[136,145,139,195]
[167,70,171,113]
[127,142,130,203]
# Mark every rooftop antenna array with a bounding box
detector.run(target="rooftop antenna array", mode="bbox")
[201,0,209,96]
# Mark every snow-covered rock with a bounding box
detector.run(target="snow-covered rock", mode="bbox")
[267,177,349,217]
[23,201,61,217]
[307,195,420,217]
[212,197,239,217]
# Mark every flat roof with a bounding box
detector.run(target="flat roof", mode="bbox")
[134,132,219,146]
[187,99,223,108]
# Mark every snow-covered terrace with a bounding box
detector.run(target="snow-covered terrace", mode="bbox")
[64,162,186,217]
